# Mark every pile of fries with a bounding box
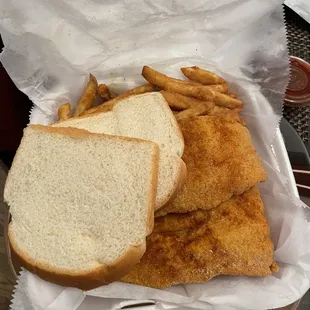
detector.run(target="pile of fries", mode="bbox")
[58,66,245,125]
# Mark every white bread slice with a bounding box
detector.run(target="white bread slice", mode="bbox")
[54,92,184,155]
[53,92,186,210]
[5,125,159,290]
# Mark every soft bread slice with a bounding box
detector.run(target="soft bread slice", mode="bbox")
[53,92,186,210]
[54,93,184,155]
[5,125,159,290]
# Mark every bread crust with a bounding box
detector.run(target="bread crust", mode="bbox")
[154,158,187,211]
[156,93,184,156]
[146,143,159,235]
[9,227,146,290]
[30,124,158,146]
[52,105,114,126]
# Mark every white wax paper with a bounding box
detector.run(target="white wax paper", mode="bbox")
[285,0,310,24]
[1,0,310,309]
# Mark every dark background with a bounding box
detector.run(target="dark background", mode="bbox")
[0,36,33,168]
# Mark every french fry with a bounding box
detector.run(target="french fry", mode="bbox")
[212,91,243,109]
[98,84,111,101]
[209,106,242,116]
[83,83,157,115]
[205,83,228,93]
[228,93,237,98]
[82,104,113,115]
[181,66,226,85]
[58,103,72,121]
[160,91,214,112]
[74,74,98,116]
[81,106,97,115]
[119,83,157,97]
[142,66,213,101]
[160,91,189,110]
[176,103,210,121]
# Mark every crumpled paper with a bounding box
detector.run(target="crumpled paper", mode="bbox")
[285,0,310,24]
[1,0,310,309]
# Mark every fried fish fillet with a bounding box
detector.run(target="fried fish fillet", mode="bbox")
[122,187,277,288]
[156,116,266,217]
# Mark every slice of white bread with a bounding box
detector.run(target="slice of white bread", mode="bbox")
[53,92,186,210]
[5,125,159,290]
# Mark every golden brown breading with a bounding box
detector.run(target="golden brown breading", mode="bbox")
[156,116,266,217]
[122,187,277,288]
[208,106,245,125]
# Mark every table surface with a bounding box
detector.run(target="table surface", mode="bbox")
[284,6,310,148]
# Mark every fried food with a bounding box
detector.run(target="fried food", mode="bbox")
[82,104,112,115]
[208,106,245,126]
[212,91,243,109]
[57,103,72,121]
[160,91,214,111]
[204,83,228,93]
[84,83,157,115]
[175,104,210,121]
[160,91,190,110]
[97,83,111,101]
[181,66,226,85]
[156,116,266,216]
[74,74,98,116]
[142,66,214,101]
[122,187,277,288]
[209,105,242,115]
[228,93,237,98]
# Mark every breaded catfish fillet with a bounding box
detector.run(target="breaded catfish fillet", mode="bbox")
[156,116,266,216]
[122,187,277,288]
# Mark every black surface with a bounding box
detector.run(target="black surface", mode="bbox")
[281,117,310,168]
[284,5,310,146]
[0,34,32,165]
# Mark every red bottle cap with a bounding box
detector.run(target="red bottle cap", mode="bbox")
[285,56,310,107]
